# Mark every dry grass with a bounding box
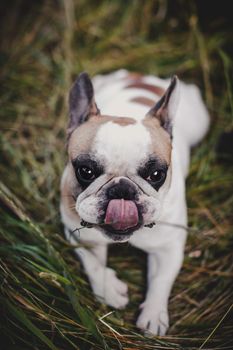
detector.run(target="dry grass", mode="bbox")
[0,0,232,349]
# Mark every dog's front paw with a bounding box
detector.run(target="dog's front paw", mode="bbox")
[136,303,169,336]
[94,268,129,309]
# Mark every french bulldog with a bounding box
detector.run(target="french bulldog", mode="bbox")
[60,69,209,335]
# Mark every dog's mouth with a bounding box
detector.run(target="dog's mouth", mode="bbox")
[102,199,142,240]
[80,220,156,242]
[104,199,139,230]
[80,199,155,241]
[81,218,140,241]
[102,222,141,238]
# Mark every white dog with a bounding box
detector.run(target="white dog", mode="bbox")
[60,70,209,335]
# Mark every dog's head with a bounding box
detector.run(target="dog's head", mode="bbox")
[65,72,180,241]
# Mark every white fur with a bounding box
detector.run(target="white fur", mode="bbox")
[61,70,209,336]
[92,121,151,174]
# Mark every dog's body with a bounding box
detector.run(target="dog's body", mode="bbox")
[60,69,209,335]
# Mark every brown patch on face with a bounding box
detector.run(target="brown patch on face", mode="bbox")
[68,115,136,160]
[130,96,155,107]
[143,118,172,164]
[125,82,165,97]
[60,164,80,222]
[63,114,136,223]
[68,117,102,159]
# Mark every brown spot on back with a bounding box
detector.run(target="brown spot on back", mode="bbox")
[110,116,136,126]
[125,82,165,97]
[130,96,155,107]
[123,72,143,81]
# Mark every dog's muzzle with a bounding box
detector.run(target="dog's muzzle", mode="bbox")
[104,199,139,231]
[79,178,156,239]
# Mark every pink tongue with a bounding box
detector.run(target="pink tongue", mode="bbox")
[105,199,139,231]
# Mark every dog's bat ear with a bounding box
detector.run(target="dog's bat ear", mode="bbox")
[146,76,180,137]
[68,72,100,136]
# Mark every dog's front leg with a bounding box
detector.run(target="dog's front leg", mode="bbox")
[137,241,184,336]
[75,245,128,309]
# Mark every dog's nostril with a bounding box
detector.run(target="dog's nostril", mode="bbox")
[107,179,137,200]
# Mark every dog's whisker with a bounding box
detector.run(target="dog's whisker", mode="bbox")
[95,219,197,233]
[80,220,93,228]
[68,226,87,242]
[69,218,198,234]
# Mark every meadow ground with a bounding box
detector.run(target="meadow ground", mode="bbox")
[0,1,232,349]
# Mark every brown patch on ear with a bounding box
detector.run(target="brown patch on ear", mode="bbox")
[125,82,165,97]
[143,118,172,164]
[68,72,100,139]
[130,96,155,107]
[146,76,179,137]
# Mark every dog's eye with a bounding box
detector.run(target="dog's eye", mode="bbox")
[76,166,96,182]
[139,163,167,191]
[147,170,165,184]
[72,156,103,188]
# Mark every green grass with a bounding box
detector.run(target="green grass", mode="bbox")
[0,0,232,349]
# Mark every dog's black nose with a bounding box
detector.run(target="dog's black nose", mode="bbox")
[107,178,138,201]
